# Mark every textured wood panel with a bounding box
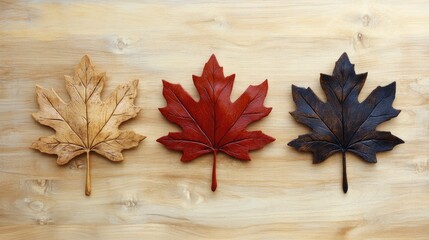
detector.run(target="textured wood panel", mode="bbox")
[0,0,428,239]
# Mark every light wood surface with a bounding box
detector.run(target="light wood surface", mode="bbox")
[0,0,428,239]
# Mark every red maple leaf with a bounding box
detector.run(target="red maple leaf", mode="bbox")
[157,55,275,191]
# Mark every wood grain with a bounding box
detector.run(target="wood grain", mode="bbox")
[0,0,428,239]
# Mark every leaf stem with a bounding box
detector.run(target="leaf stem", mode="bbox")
[85,151,91,196]
[211,150,217,192]
[342,151,348,193]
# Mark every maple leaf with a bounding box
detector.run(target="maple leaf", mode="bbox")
[288,53,404,193]
[157,55,275,191]
[31,55,145,196]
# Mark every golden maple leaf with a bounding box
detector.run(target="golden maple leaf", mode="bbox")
[31,55,145,196]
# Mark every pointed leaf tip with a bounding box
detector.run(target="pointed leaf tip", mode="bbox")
[291,84,299,91]
[335,52,352,69]
[339,52,350,61]
[162,80,172,88]
[81,54,91,64]
[262,79,269,86]
[35,85,43,92]
[206,54,221,68]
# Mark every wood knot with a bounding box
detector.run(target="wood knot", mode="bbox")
[26,179,53,194]
[180,184,204,206]
[416,159,429,174]
[357,32,363,41]
[29,200,44,212]
[69,159,84,169]
[36,217,52,225]
[37,179,47,187]
[352,32,369,50]
[362,14,371,26]
[117,38,128,50]
[123,199,137,209]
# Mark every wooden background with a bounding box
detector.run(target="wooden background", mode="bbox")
[0,0,428,239]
